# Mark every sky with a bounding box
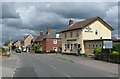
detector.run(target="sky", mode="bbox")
[0,1,119,45]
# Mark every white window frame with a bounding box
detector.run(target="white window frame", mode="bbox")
[53,39,57,44]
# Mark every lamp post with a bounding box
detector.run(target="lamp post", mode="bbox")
[100,37,103,53]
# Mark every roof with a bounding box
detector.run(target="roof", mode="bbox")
[23,35,29,39]
[32,35,38,41]
[34,35,44,42]
[13,40,20,44]
[84,38,120,42]
[35,31,61,42]
[43,32,56,39]
[61,16,114,33]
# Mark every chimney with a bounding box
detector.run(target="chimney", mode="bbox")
[69,19,73,26]
[46,27,51,35]
[40,31,44,37]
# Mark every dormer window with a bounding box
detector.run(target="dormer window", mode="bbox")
[95,30,98,35]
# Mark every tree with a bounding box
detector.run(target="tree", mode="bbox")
[32,44,40,51]
[113,44,120,53]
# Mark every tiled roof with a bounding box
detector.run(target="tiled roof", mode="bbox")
[61,16,113,32]
[35,35,44,42]
[43,32,56,39]
[23,35,29,39]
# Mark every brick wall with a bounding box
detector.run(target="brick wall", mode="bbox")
[42,38,62,52]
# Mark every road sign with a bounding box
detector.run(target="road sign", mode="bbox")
[103,40,113,49]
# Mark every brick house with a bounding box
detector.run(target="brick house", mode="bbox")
[35,27,62,52]
[34,31,44,51]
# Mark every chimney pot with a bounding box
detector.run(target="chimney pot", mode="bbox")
[69,19,73,26]
[40,31,44,37]
[47,27,51,35]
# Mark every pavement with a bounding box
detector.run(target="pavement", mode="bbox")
[51,54,118,75]
[1,52,119,78]
[0,53,19,78]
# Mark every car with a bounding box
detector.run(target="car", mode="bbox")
[16,49,21,53]
[22,48,27,52]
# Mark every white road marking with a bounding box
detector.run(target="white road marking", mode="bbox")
[48,64,57,70]
[11,71,15,78]
[11,58,20,77]
[64,74,71,77]
[15,59,20,69]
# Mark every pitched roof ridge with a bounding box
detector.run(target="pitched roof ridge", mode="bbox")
[61,16,101,32]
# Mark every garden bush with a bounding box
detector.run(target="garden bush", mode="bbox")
[112,44,120,53]
[93,47,102,54]
[35,50,44,54]
[32,44,40,51]
[110,51,120,55]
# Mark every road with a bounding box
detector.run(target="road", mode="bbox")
[2,53,117,79]
[8,53,118,78]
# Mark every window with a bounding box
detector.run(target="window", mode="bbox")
[95,30,98,35]
[64,44,67,51]
[93,45,95,48]
[53,39,57,44]
[96,44,98,47]
[70,32,73,37]
[67,44,70,48]
[70,44,73,51]
[76,31,80,37]
[78,44,80,48]
[65,33,67,38]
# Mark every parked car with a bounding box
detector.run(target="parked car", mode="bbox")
[16,49,21,53]
[22,48,27,52]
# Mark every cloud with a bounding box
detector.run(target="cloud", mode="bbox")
[1,2,20,18]
[104,5,118,37]
[2,25,38,43]
[1,2,118,44]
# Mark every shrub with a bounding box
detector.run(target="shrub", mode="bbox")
[111,51,120,55]
[93,47,102,54]
[32,44,40,51]
[35,50,44,54]
[0,46,7,54]
[112,44,120,53]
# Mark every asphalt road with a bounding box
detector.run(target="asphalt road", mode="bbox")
[11,53,118,78]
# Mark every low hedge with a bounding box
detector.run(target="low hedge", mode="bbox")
[35,50,45,54]
[93,47,102,54]
[0,46,10,57]
[110,51,120,55]
[35,50,60,54]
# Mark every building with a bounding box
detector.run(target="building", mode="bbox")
[60,16,113,56]
[21,34,34,52]
[13,40,21,48]
[35,27,62,52]
[34,31,44,51]
[112,37,120,44]
[42,27,62,52]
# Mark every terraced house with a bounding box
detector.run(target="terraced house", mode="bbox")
[61,16,113,56]
[35,27,62,52]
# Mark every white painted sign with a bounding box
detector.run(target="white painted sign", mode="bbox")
[103,40,113,49]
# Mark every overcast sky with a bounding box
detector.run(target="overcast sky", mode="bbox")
[0,2,119,44]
